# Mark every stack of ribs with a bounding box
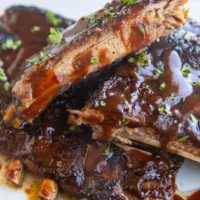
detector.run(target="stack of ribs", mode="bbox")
[0,0,199,199]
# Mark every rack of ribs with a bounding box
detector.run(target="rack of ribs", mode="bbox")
[0,6,183,199]
[70,19,200,163]
[7,0,187,122]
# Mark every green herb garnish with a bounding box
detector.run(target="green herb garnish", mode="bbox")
[74,60,82,68]
[190,114,199,123]
[4,81,11,92]
[158,106,167,115]
[31,26,40,32]
[181,64,191,77]
[121,0,143,5]
[193,81,200,87]
[40,52,48,63]
[102,147,113,157]
[104,7,116,17]
[99,100,106,107]
[26,51,48,66]
[69,125,77,131]
[48,28,63,44]
[0,67,7,82]
[90,56,99,65]
[1,39,22,51]
[153,65,164,76]
[140,26,146,36]
[84,14,101,27]
[183,32,192,40]
[0,110,4,115]
[119,118,129,126]
[177,135,189,143]
[46,11,61,26]
[26,56,38,65]
[128,50,150,68]
[159,82,167,91]
[87,144,92,149]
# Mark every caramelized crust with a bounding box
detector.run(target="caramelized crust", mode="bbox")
[10,0,187,122]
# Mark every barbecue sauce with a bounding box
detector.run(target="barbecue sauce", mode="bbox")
[0,6,72,120]
[0,6,189,200]
[81,21,200,146]
[188,190,200,200]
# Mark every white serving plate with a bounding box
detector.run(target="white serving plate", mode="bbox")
[0,0,200,199]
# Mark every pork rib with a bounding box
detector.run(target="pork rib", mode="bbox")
[0,7,183,199]
[10,0,187,122]
[70,20,200,162]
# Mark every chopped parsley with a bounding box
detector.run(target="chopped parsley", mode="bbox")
[48,28,63,44]
[69,125,77,131]
[26,56,38,65]
[84,14,101,27]
[190,114,199,123]
[119,118,129,126]
[31,26,40,32]
[183,32,192,40]
[128,50,150,68]
[26,51,48,66]
[177,135,189,143]
[99,100,106,107]
[0,110,3,115]
[46,11,61,26]
[139,26,146,36]
[1,39,22,51]
[4,81,11,92]
[104,7,116,17]
[159,82,167,91]
[181,64,191,77]
[193,81,200,87]
[87,144,92,149]
[121,0,143,5]
[153,65,164,76]
[0,67,7,82]
[40,52,48,63]
[158,106,167,115]
[90,56,99,65]
[102,147,113,158]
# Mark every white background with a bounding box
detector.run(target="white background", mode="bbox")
[0,0,200,21]
[0,0,200,199]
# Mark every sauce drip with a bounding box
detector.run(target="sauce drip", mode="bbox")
[81,21,200,146]
[0,6,72,120]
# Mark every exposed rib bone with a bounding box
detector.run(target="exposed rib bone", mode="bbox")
[117,127,200,163]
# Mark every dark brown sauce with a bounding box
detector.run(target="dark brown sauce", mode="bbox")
[84,142,108,175]
[20,67,60,119]
[71,49,92,82]
[173,194,184,200]
[81,21,200,145]
[98,48,110,66]
[0,6,72,119]
[188,190,200,200]
[0,5,189,200]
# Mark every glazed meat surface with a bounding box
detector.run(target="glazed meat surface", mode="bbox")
[0,6,74,116]
[0,6,183,200]
[0,121,183,200]
[9,0,187,122]
[71,20,200,162]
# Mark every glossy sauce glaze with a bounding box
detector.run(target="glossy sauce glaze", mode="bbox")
[10,0,187,122]
[0,6,74,120]
[174,190,200,200]
[0,5,187,200]
[80,21,200,145]
[187,190,200,200]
